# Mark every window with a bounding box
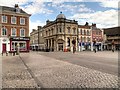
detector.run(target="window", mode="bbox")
[81,29,82,35]
[11,28,16,36]
[67,37,70,46]
[20,18,25,25]
[1,27,7,36]
[82,30,84,35]
[59,28,62,33]
[87,30,89,35]
[73,29,76,34]
[84,30,86,35]
[67,27,70,33]
[19,42,26,50]
[11,17,16,24]
[20,28,25,37]
[2,16,7,23]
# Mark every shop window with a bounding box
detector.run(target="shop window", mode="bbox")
[19,43,26,50]
[1,27,7,36]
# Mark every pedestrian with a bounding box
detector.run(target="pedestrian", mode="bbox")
[111,40,115,52]
[93,40,97,53]
[73,45,76,53]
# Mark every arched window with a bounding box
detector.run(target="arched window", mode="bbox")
[2,27,7,36]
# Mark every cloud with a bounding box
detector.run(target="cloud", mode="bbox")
[50,2,94,14]
[99,1,118,8]
[29,20,45,33]
[69,9,118,28]
[0,0,29,7]
[23,2,53,15]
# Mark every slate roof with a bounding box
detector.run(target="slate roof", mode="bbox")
[0,5,29,15]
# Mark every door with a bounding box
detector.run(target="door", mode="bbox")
[58,43,63,51]
[2,44,6,52]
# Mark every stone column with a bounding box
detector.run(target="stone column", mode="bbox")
[54,39,56,51]
[48,39,49,49]
[70,37,73,52]
[51,39,52,51]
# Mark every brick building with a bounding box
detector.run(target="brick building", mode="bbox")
[0,4,31,53]
[91,24,104,51]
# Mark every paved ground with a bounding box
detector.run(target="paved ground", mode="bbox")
[1,51,118,88]
[38,51,118,76]
[2,55,38,88]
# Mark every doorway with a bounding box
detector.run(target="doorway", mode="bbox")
[58,43,63,51]
[2,44,6,52]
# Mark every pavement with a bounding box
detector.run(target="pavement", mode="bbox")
[2,55,38,88]
[37,51,118,76]
[1,51,118,89]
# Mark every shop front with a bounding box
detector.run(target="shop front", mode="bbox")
[10,37,30,52]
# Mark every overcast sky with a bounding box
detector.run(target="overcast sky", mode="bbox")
[0,0,119,33]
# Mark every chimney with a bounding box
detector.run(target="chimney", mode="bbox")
[32,29,36,32]
[15,4,19,8]
[92,23,96,27]
[38,26,42,30]
[85,22,89,26]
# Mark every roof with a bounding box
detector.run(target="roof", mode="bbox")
[78,25,91,29]
[104,27,120,35]
[56,12,66,19]
[0,5,30,15]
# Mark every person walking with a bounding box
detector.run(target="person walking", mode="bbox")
[111,40,115,52]
[93,40,96,53]
[72,39,76,54]
[73,45,76,53]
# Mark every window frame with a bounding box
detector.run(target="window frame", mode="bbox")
[20,28,25,37]
[1,27,7,36]
[11,28,17,36]
[20,18,25,25]
[2,15,7,23]
[11,16,17,24]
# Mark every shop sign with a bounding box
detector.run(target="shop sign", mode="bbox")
[11,37,30,41]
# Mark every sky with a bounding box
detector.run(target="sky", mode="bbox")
[0,0,119,33]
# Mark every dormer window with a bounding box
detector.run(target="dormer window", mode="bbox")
[16,8,20,13]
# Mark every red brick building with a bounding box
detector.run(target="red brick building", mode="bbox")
[91,24,103,51]
[0,4,31,53]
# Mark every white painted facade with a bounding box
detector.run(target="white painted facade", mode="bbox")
[0,37,10,53]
